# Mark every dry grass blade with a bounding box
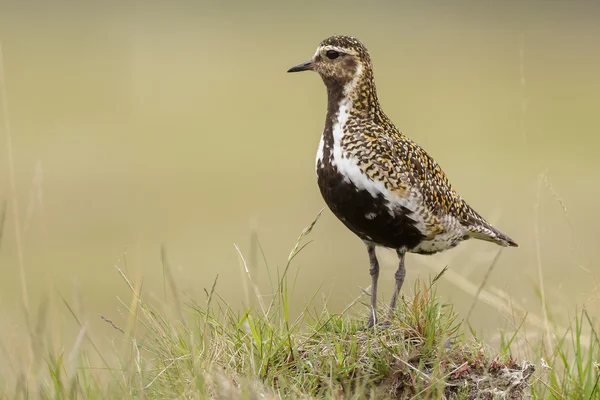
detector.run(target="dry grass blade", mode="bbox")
[0,42,28,313]
[59,294,115,379]
[235,243,266,314]
[286,207,324,265]
[466,248,503,323]
[534,172,552,352]
[431,265,449,286]
[392,354,431,383]
[160,245,186,326]
[541,174,598,289]
[0,199,6,251]
[100,315,125,334]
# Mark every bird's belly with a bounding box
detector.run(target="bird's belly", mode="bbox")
[410,231,464,254]
[317,163,426,249]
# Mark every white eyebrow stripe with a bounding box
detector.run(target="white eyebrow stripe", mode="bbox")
[315,45,358,56]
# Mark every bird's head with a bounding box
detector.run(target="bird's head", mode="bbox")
[287,35,372,90]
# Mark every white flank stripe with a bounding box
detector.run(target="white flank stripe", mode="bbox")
[315,134,325,172]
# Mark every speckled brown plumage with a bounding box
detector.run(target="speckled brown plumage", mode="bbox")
[288,35,517,328]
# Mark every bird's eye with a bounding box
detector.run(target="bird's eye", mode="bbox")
[326,50,340,60]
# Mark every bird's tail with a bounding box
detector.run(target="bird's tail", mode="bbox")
[467,222,518,247]
[461,203,518,247]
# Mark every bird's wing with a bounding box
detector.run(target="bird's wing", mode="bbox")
[352,126,446,238]
[375,129,518,246]
[374,130,462,216]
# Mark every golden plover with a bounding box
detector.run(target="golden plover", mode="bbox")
[287,35,518,328]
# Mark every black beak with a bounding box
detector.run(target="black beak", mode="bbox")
[287,60,314,73]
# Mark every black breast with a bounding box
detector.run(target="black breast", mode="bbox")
[316,161,425,249]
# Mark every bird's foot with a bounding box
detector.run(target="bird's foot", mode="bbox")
[376,320,392,329]
[365,317,392,330]
[366,315,377,329]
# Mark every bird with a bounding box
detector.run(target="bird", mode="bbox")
[287,35,518,328]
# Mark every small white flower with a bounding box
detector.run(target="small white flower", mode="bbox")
[540,358,551,370]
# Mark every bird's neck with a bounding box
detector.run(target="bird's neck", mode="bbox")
[323,68,383,134]
[318,70,384,170]
[328,69,382,120]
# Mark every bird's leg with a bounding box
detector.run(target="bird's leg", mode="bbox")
[365,242,379,328]
[388,249,406,317]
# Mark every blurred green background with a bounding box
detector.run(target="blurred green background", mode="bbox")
[0,0,599,339]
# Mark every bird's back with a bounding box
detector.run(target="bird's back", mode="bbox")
[357,117,517,248]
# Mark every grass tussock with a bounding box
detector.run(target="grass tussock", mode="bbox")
[116,278,534,399]
[1,213,598,399]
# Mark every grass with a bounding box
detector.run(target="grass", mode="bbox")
[0,213,597,399]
